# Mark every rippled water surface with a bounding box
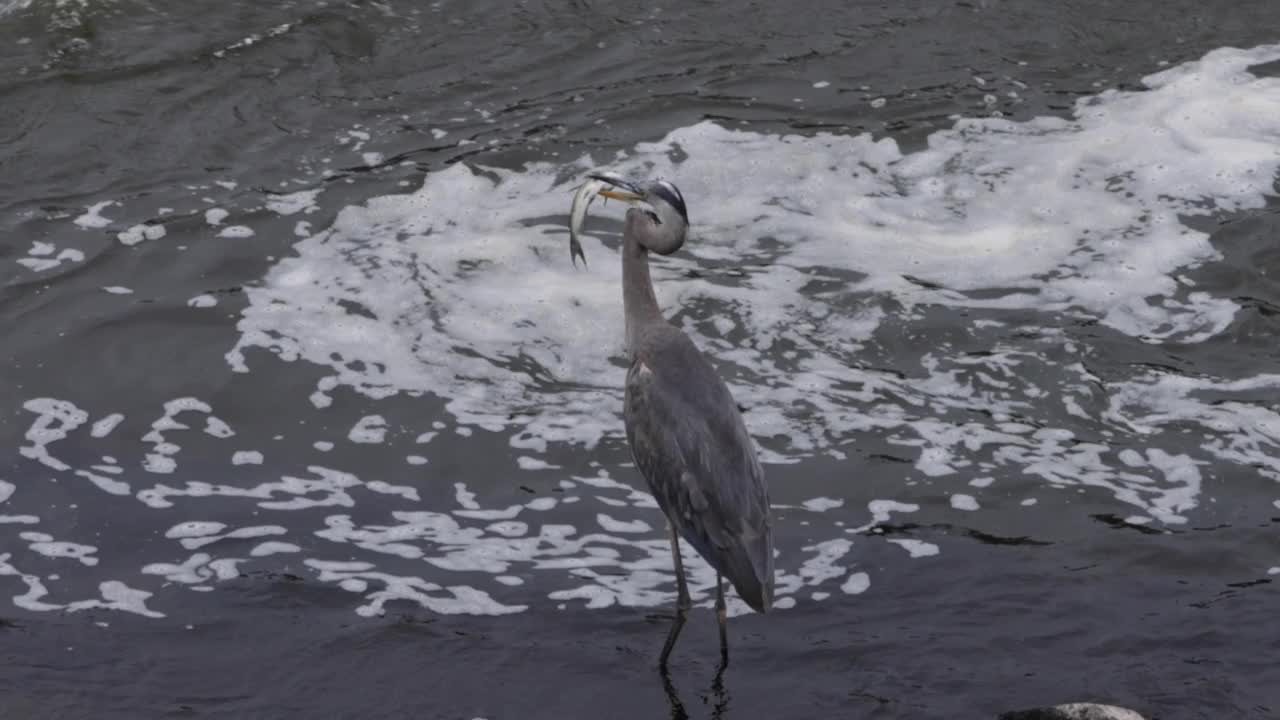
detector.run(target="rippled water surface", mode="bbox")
[2,1,1279,718]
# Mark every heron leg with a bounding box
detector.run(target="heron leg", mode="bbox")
[715,572,729,668]
[659,527,691,668]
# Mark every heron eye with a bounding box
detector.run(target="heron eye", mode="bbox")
[645,210,661,224]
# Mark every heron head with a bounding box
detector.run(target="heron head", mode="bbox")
[588,173,689,256]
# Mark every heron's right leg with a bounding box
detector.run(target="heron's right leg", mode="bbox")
[659,526,691,668]
[715,573,728,667]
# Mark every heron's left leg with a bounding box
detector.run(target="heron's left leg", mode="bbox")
[715,573,728,666]
[659,527,691,668]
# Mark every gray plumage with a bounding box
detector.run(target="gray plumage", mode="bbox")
[573,173,774,668]
[625,323,774,613]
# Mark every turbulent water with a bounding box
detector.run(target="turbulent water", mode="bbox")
[1,1,1278,718]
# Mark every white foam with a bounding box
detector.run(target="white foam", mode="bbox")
[298,485,897,618]
[90,413,125,438]
[848,500,920,534]
[18,244,84,272]
[74,469,129,495]
[1,553,163,617]
[66,581,165,618]
[841,571,870,595]
[136,465,410,511]
[117,223,166,246]
[139,397,224,475]
[0,515,39,525]
[365,480,420,502]
[266,189,322,216]
[188,294,218,308]
[15,45,1280,621]
[205,416,234,438]
[795,539,855,586]
[229,44,1280,482]
[516,456,560,470]
[102,286,133,294]
[0,553,60,611]
[142,553,217,585]
[596,514,651,533]
[205,208,228,226]
[232,450,264,465]
[888,539,941,558]
[526,497,556,511]
[74,200,117,228]
[305,558,526,617]
[21,532,98,566]
[20,398,88,472]
[218,225,255,239]
[250,541,301,557]
[166,521,227,539]
[175,524,286,550]
[348,415,387,444]
[0,479,13,504]
[802,497,844,512]
[1107,372,1280,485]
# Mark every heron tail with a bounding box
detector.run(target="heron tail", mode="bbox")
[719,527,775,613]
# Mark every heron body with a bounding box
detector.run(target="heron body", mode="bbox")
[569,175,775,668]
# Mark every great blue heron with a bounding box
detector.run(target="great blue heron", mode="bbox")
[568,172,775,668]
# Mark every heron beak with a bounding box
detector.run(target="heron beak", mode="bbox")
[598,188,644,202]
[587,172,645,203]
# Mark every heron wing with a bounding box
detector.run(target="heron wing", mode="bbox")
[624,328,774,610]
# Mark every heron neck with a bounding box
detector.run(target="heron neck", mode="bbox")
[622,235,664,353]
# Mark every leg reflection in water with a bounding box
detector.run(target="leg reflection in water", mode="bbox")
[659,658,731,720]
[660,668,689,720]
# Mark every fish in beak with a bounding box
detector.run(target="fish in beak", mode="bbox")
[568,171,644,268]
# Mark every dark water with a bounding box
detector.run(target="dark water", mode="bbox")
[2,1,1279,718]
